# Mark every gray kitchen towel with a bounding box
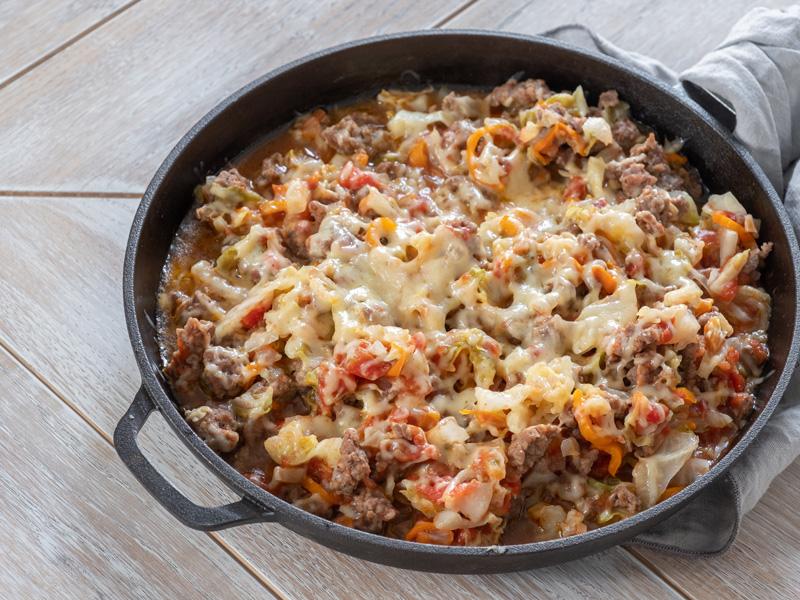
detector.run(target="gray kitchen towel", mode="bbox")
[544,5,800,554]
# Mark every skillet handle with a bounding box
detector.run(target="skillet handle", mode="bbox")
[678,80,737,133]
[114,387,276,530]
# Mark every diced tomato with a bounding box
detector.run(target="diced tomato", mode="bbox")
[696,228,720,267]
[450,480,481,500]
[563,175,587,201]
[657,321,673,343]
[748,339,769,364]
[316,361,357,412]
[728,369,746,393]
[726,347,741,364]
[338,340,391,381]
[388,407,410,423]
[730,392,752,411]
[241,303,268,329]
[417,477,449,502]
[339,161,382,190]
[646,406,663,424]
[716,280,738,302]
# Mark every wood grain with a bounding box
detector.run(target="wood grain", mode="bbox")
[635,459,800,599]
[3,1,799,597]
[0,196,683,600]
[0,0,134,86]
[449,0,796,71]
[0,345,271,599]
[0,0,464,194]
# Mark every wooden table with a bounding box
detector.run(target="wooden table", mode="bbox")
[2,1,798,598]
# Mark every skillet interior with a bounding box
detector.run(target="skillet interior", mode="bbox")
[124,30,799,572]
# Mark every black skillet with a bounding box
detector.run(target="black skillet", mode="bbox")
[114,31,800,573]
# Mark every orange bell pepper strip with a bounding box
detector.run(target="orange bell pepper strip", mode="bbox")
[364,217,397,247]
[530,122,588,165]
[386,344,409,377]
[353,151,369,168]
[259,199,287,216]
[711,211,755,247]
[408,138,428,169]
[658,485,685,502]
[674,387,697,405]
[405,520,454,545]
[664,151,688,167]
[591,264,618,295]
[466,122,518,191]
[302,477,341,505]
[693,298,714,316]
[572,390,625,476]
[499,214,521,236]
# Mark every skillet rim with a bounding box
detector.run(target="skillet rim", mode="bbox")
[122,29,800,564]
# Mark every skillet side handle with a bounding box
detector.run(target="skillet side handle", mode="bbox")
[679,80,737,133]
[113,387,276,531]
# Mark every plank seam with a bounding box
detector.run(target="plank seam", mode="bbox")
[0,1,703,592]
[623,547,697,600]
[0,335,284,600]
[431,0,480,28]
[0,0,144,92]
[0,190,142,199]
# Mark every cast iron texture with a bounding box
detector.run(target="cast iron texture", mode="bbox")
[116,30,800,573]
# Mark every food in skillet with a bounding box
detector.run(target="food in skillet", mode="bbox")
[158,79,772,545]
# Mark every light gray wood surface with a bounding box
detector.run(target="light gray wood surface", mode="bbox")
[637,460,800,600]
[0,0,132,86]
[1,1,798,598]
[0,0,464,194]
[0,345,270,599]
[449,0,795,71]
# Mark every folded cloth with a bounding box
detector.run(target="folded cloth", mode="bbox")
[542,5,800,554]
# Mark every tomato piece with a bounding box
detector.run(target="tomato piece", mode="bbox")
[339,161,382,190]
[563,175,587,201]
[316,362,357,412]
[728,370,746,393]
[417,478,449,502]
[716,280,738,302]
[657,321,673,343]
[339,340,391,381]
[646,406,663,424]
[241,303,268,329]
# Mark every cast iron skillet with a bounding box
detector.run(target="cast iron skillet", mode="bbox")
[114,30,800,573]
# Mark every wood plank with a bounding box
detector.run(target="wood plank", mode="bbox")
[634,460,800,599]
[0,196,683,599]
[0,0,133,85]
[0,0,464,194]
[0,345,271,599]
[448,0,796,71]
